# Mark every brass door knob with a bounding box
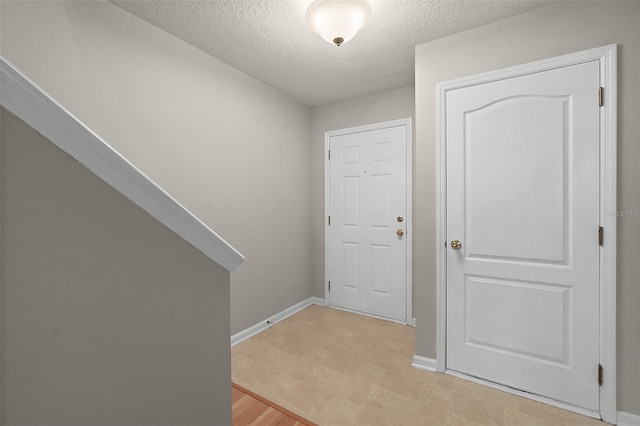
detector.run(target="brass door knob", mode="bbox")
[397,229,404,237]
[450,240,462,250]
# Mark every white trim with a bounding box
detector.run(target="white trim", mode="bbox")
[617,411,640,426]
[0,57,244,272]
[230,297,324,347]
[446,370,600,420]
[436,68,448,373]
[405,120,413,327]
[435,45,617,422]
[324,118,413,324]
[597,45,617,425]
[411,355,437,372]
[310,296,326,306]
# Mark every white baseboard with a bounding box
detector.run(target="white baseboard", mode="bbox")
[411,355,437,372]
[311,296,326,306]
[618,411,640,426]
[230,297,325,346]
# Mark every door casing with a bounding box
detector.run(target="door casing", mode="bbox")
[435,45,617,422]
[324,118,413,325]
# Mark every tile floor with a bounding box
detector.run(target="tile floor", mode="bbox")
[231,305,607,426]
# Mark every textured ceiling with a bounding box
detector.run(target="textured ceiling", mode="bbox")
[110,0,555,107]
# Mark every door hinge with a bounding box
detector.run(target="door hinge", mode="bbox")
[328,281,331,292]
[599,226,604,246]
[328,150,331,160]
[328,215,331,226]
[598,364,603,386]
[599,87,603,107]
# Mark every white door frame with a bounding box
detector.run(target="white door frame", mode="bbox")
[435,45,617,423]
[324,118,413,325]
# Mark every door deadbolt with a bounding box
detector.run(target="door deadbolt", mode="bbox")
[450,240,462,250]
[397,216,404,223]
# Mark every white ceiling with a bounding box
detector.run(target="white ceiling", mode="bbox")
[110,0,555,107]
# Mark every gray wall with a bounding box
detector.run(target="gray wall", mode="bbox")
[311,86,415,302]
[1,107,232,425]
[0,0,313,335]
[414,1,640,415]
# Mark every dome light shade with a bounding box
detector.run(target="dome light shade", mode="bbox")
[306,0,372,46]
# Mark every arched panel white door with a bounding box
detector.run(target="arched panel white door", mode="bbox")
[446,61,601,410]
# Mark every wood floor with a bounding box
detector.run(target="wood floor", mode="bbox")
[232,382,317,426]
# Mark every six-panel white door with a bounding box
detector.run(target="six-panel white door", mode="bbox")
[328,125,408,321]
[446,61,601,410]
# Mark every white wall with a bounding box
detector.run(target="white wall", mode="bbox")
[0,0,313,334]
[414,1,640,415]
[311,86,415,302]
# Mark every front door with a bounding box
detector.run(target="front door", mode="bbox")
[327,120,410,321]
[446,61,601,410]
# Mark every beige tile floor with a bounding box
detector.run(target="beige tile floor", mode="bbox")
[231,305,607,426]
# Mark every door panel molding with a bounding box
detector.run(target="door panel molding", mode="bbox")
[324,118,413,325]
[435,45,616,422]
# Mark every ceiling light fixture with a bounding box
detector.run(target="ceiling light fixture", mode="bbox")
[306,0,372,47]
